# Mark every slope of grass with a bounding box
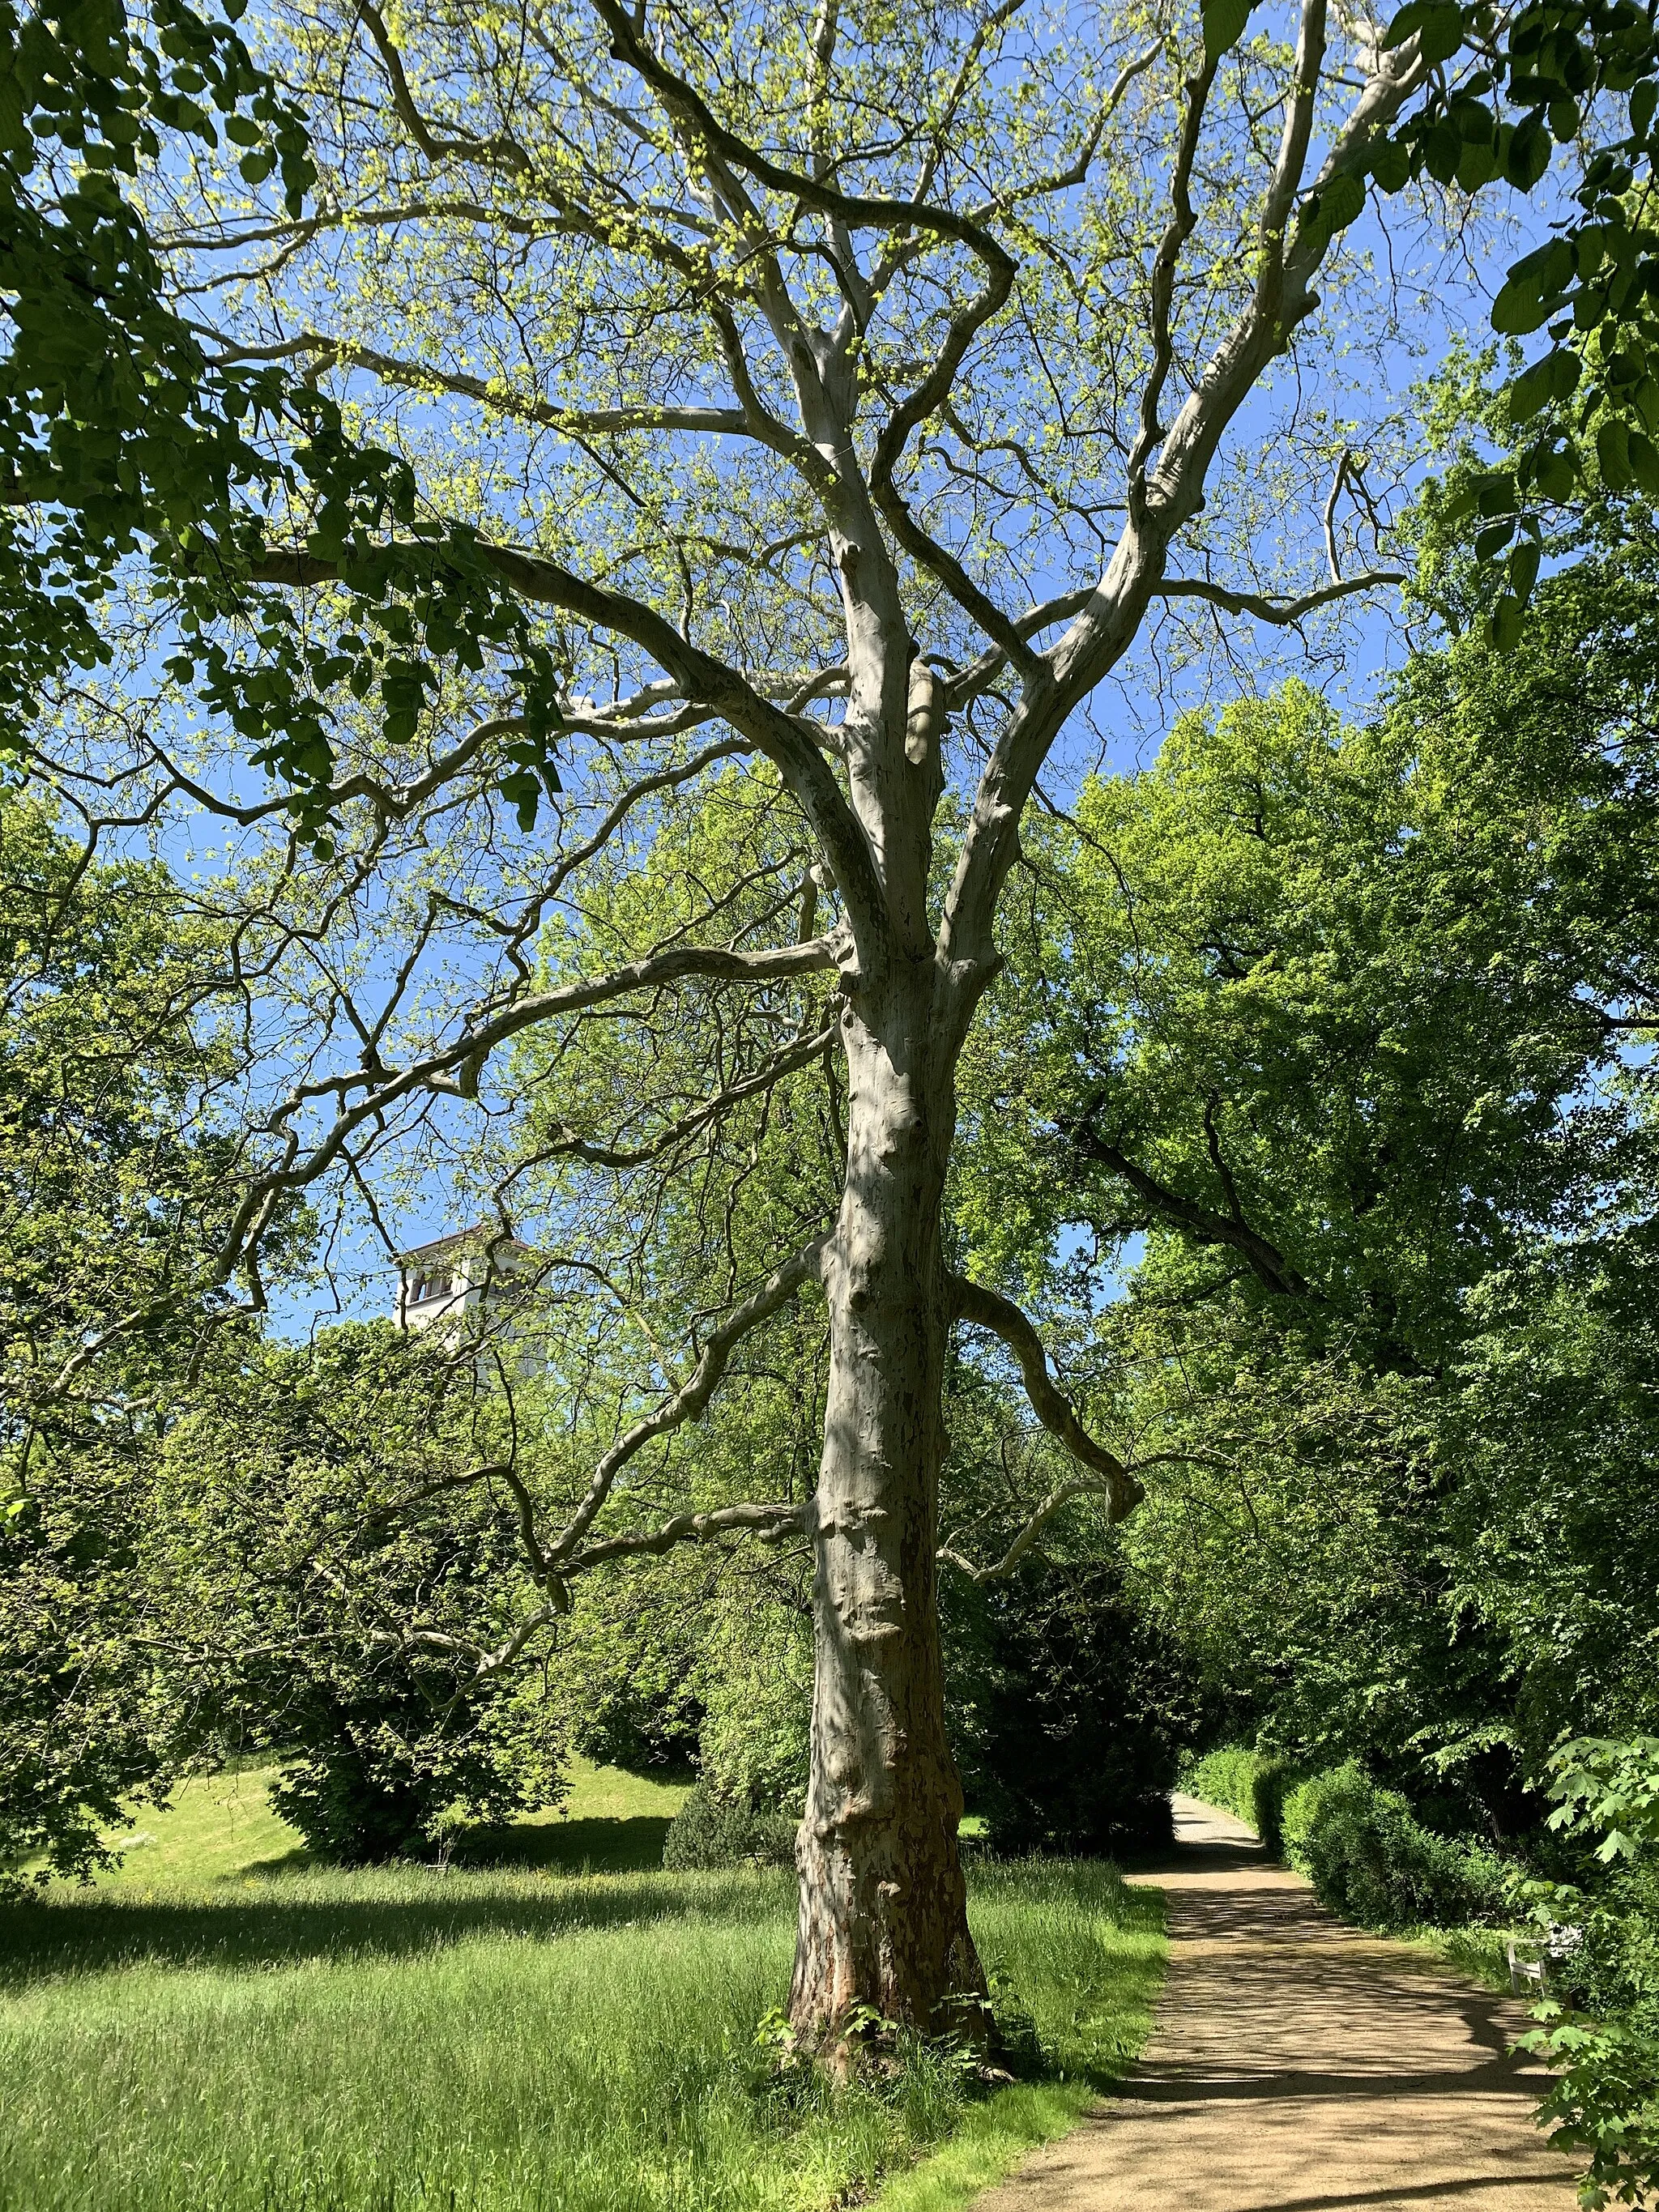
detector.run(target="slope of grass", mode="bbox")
[81,1762,303,1885]
[79,1755,692,1888]
[0,1848,1162,2212]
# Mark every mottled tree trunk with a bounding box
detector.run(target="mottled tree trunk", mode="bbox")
[787,971,985,2044]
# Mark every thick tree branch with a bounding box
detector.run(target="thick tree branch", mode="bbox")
[567,1498,808,1571]
[244,539,886,951]
[589,0,1015,275]
[210,330,818,465]
[40,940,840,1408]
[1154,568,1405,623]
[356,0,532,172]
[939,0,1431,1005]
[947,1273,1141,1520]
[1068,1115,1310,1298]
[1126,53,1219,518]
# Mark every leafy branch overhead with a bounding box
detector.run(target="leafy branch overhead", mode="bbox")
[0,0,565,831]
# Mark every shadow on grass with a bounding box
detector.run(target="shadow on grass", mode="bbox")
[460,1813,676,1874]
[0,1862,783,1992]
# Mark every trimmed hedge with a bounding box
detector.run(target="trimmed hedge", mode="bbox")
[1182,1746,1300,1854]
[1183,1747,1512,1929]
[660,1782,796,1871]
[1281,1762,1512,1930]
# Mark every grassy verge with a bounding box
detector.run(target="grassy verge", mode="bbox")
[1,1804,1163,2212]
[1400,1924,1515,1992]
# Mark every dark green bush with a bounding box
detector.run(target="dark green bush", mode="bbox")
[948,1556,1193,1856]
[660,1782,796,1871]
[1281,1762,1511,1930]
[1556,1861,1659,2022]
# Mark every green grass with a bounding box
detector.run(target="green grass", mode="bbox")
[1399,1922,1516,1993]
[79,1754,693,1888]
[0,1838,1162,2212]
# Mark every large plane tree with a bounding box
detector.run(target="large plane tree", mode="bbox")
[13,0,1568,2044]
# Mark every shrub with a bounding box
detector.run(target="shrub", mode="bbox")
[1529,1860,1659,2210]
[1281,1762,1511,1930]
[1182,1746,1301,1855]
[949,1556,1193,1856]
[1528,1740,1659,2208]
[661,1782,796,1871]
[271,1688,565,1865]
[1523,2012,1659,2212]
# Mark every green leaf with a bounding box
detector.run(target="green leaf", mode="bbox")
[1475,518,1516,558]
[1381,0,1428,46]
[1627,427,1659,496]
[1631,79,1658,139]
[1202,0,1252,58]
[1369,133,1414,191]
[1508,538,1542,599]
[1303,171,1367,249]
[1597,416,1633,489]
[1456,133,1499,189]
[1416,2,1466,62]
[1493,276,1561,335]
[1509,353,1558,422]
[1507,111,1551,190]
[1508,236,1576,292]
[1422,121,1461,183]
[1476,470,1517,516]
[1550,348,1584,404]
[1487,592,1526,650]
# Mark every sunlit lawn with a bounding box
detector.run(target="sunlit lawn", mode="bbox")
[0,1765,1165,2212]
[75,1754,693,1886]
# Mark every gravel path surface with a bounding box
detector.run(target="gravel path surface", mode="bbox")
[973,1793,1580,2212]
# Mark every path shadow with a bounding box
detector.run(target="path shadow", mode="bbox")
[1119,1833,1269,1879]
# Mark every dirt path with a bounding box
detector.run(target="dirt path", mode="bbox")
[977,1794,1581,2212]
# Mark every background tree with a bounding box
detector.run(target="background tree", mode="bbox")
[0,786,248,1882]
[150,1322,568,1862]
[958,508,1659,1832]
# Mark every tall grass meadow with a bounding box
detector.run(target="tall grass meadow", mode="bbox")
[0,1850,1162,2212]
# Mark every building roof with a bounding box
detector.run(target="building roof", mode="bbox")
[394,1222,531,1265]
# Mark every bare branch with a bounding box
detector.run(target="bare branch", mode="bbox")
[938,1475,1116,1583]
[545,1230,834,1568]
[1154,567,1404,624]
[516,1021,838,1172]
[1068,1113,1311,1299]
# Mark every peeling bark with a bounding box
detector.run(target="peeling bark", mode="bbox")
[787,975,984,2043]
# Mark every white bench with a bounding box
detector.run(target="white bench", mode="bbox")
[1507,1927,1582,1995]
